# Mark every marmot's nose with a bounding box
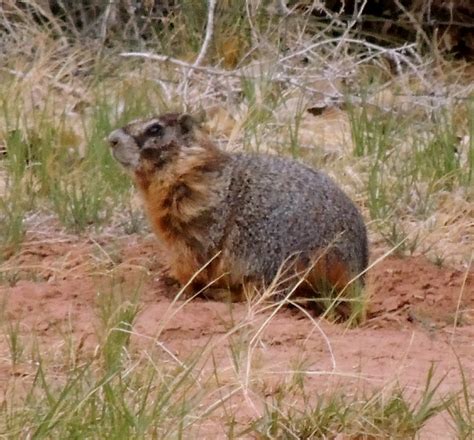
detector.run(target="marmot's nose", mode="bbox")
[107,129,125,148]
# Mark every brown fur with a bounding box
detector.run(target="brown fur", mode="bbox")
[134,137,230,290]
[107,113,368,315]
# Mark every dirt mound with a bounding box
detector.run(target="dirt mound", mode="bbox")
[4,236,472,330]
[368,256,473,328]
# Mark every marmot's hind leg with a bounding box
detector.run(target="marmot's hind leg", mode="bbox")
[290,250,366,322]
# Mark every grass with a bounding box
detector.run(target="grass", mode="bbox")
[0,2,473,438]
[0,72,168,251]
[344,93,473,256]
[0,282,471,439]
[254,366,448,439]
[0,10,472,262]
[447,366,474,440]
[0,283,209,439]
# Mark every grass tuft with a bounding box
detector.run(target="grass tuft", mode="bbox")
[254,366,448,439]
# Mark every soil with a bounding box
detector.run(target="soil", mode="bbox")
[0,231,473,439]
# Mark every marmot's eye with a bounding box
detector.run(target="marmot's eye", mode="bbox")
[145,123,164,137]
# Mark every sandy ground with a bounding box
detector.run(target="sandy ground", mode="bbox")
[0,231,473,439]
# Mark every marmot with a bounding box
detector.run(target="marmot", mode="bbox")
[108,113,368,317]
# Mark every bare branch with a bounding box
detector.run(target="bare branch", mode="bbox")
[193,0,217,68]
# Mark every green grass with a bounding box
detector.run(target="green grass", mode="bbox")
[344,93,473,255]
[0,72,170,253]
[95,282,142,372]
[446,355,474,440]
[0,4,473,437]
[254,367,447,439]
[1,3,472,260]
[0,0,471,306]
[0,191,27,257]
[1,285,471,439]
[0,284,210,439]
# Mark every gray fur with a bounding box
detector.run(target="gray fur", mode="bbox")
[108,114,368,291]
[199,153,368,283]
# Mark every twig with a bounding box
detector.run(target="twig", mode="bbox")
[193,0,217,68]
[393,0,431,48]
[181,0,217,104]
[334,0,368,56]
[121,38,422,89]
[99,0,114,47]
[120,52,229,76]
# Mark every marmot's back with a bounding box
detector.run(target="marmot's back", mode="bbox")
[108,112,369,313]
[223,154,368,283]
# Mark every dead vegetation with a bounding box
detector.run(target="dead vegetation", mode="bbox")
[0,1,473,438]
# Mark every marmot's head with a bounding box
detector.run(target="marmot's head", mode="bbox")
[107,113,198,173]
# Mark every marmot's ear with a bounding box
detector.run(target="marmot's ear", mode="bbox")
[178,114,195,134]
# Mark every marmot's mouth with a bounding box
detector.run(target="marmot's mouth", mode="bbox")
[111,148,136,169]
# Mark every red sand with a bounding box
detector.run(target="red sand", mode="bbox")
[1,234,473,438]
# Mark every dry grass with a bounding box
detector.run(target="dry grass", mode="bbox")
[0,1,473,437]
[1,1,472,267]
